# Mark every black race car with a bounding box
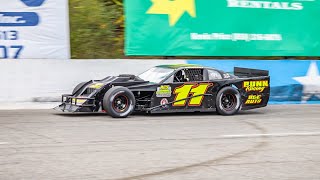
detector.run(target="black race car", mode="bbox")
[55,64,270,118]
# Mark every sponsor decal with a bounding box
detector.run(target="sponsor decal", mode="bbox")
[227,0,303,10]
[245,95,262,104]
[160,98,169,105]
[0,12,39,26]
[72,97,87,105]
[156,85,172,97]
[243,80,269,92]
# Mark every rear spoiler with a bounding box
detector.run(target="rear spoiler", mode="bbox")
[234,67,269,77]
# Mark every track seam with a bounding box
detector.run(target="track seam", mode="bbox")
[112,120,269,180]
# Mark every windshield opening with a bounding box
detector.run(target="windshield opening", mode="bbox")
[138,67,174,83]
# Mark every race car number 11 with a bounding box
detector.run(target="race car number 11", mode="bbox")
[173,83,213,106]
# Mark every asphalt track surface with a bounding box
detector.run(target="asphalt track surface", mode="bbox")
[0,105,319,180]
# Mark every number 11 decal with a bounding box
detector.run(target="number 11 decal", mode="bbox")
[173,83,213,106]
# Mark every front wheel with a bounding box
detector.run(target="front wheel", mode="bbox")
[216,86,241,115]
[103,86,135,118]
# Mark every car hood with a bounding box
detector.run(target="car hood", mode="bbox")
[75,74,153,96]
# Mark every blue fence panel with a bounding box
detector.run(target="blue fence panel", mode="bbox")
[187,60,320,104]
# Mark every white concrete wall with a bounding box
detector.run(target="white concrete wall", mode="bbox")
[0,59,186,103]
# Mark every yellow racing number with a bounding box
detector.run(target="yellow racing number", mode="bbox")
[173,83,213,106]
[173,84,194,106]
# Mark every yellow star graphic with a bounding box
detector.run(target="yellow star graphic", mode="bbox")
[146,0,196,26]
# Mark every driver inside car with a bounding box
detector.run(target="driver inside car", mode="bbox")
[174,70,189,82]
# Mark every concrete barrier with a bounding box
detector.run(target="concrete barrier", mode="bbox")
[0,59,319,109]
[0,59,186,103]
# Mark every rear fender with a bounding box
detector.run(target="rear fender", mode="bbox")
[234,76,270,110]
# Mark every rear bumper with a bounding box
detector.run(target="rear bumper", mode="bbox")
[54,94,96,112]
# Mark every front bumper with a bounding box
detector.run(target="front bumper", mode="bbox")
[54,94,96,112]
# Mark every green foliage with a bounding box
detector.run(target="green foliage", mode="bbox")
[70,0,124,59]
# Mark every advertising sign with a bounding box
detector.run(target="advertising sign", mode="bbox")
[0,0,70,59]
[125,0,320,56]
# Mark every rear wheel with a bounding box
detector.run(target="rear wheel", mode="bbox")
[103,86,135,118]
[216,86,241,115]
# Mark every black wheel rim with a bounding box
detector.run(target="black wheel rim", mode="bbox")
[112,94,129,113]
[221,93,237,111]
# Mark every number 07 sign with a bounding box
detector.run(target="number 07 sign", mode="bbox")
[0,0,70,59]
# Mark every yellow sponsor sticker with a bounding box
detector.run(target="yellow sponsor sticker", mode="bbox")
[89,83,104,89]
[156,85,172,97]
[245,95,262,105]
[243,80,269,92]
[71,98,86,105]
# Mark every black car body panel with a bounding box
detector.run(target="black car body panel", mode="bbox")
[55,65,270,114]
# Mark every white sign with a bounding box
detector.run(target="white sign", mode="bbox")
[0,0,70,59]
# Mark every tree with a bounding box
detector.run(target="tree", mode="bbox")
[69,0,124,59]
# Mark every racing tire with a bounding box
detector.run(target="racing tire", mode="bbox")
[103,86,135,118]
[216,86,241,116]
[72,82,87,95]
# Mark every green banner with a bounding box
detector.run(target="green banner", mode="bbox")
[125,0,320,56]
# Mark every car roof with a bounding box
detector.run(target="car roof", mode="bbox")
[155,64,206,69]
[155,64,223,72]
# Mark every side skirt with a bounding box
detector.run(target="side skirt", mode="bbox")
[149,108,216,114]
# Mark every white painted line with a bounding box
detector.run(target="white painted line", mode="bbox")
[0,142,9,145]
[221,132,320,138]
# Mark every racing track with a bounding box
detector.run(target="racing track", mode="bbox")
[0,105,320,180]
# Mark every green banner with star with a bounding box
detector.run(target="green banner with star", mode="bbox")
[124,0,320,56]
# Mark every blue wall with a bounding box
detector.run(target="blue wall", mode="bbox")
[187,60,320,104]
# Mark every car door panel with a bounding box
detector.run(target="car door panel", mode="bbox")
[151,82,218,111]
